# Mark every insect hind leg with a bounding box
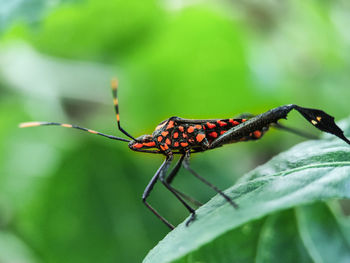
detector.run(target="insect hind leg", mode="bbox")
[182,151,238,209]
[210,104,350,148]
[272,122,318,140]
[293,105,350,144]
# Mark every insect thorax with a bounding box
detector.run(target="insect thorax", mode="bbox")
[152,119,208,152]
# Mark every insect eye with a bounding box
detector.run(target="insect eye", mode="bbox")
[142,135,153,142]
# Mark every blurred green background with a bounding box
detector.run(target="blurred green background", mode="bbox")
[0,0,350,262]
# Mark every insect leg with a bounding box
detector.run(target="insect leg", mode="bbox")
[159,156,198,226]
[142,156,175,229]
[165,154,185,185]
[182,151,238,209]
[210,104,350,148]
[272,122,318,140]
[111,78,137,141]
[210,105,297,148]
[293,105,350,144]
[166,154,203,207]
[170,189,203,207]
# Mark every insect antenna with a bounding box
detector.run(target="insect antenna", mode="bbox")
[111,78,138,141]
[19,122,130,142]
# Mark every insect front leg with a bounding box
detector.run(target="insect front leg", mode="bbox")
[142,156,175,229]
[142,153,201,229]
[159,154,198,226]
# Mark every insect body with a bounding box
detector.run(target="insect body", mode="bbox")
[130,117,264,153]
[20,79,350,230]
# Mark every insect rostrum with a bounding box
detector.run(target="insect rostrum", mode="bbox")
[20,79,350,230]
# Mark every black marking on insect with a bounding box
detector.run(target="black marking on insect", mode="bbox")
[20,79,350,230]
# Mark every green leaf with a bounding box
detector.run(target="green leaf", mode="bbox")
[256,210,313,263]
[174,217,266,263]
[143,121,350,263]
[296,203,350,263]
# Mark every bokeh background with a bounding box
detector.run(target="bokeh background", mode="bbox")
[1,0,350,262]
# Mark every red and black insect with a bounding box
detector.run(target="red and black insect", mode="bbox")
[20,79,350,229]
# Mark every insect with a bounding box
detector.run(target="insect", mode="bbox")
[20,79,350,230]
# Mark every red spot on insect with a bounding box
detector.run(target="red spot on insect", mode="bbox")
[161,131,169,137]
[242,119,247,122]
[206,122,216,129]
[178,126,184,132]
[160,144,169,151]
[253,130,262,138]
[166,121,174,130]
[165,138,171,145]
[195,125,202,129]
[209,132,218,138]
[173,132,179,138]
[196,133,205,142]
[133,143,144,149]
[220,130,227,135]
[174,142,179,147]
[180,142,188,147]
[187,126,195,133]
[189,138,195,143]
[229,119,240,125]
[143,141,156,147]
[157,136,163,142]
[217,120,227,127]
[182,133,188,138]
